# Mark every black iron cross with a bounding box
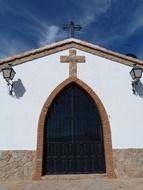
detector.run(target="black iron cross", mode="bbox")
[63,21,82,38]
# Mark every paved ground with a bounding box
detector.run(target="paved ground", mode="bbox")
[0,176,143,190]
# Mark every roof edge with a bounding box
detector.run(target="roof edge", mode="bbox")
[0,38,143,69]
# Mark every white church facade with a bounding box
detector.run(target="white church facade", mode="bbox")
[0,38,143,180]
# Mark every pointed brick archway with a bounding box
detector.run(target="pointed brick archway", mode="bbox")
[33,77,115,180]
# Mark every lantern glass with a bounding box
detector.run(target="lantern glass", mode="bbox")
[2,68,11,80]
[130,65,142,80]
[134,68,142,78]
[2,65,16,81]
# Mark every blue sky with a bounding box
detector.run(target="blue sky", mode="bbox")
[1,0,143,60]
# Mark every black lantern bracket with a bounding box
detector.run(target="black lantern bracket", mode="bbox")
[2,64,16,96]
[130,64,143,94]
[6,80,14,96]
[131,79,140,94]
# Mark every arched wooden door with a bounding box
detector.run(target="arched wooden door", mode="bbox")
[43,83,105,174]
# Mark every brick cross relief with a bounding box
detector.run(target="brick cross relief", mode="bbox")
[60,49,86,77]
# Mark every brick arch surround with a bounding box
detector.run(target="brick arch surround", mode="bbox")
[33,77,115,179]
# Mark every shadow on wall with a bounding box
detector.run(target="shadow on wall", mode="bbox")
[135,80,143,97]
[13,79,26,98]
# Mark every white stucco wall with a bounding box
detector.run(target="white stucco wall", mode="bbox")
[0,48,143,150]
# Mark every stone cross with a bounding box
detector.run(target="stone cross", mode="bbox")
[60,49,85,77]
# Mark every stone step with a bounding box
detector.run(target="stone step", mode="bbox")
[42,174,106,180]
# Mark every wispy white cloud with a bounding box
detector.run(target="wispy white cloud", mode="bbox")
[97,35,123,46]
[20,13,66,45]
[126,5,143,36]
[26,14,66,44]
[1,0,143,59]
[17,8,66,43]
[76,0,112,27]
[74,0,143,47]
[0,4,66,58]
[0,23,65,59]
[39,25,66,45]
[0,37,31,59]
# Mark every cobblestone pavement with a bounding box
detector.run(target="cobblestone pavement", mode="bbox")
[0,177,143,190]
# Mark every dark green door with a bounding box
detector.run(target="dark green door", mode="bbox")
[43,84,105,174]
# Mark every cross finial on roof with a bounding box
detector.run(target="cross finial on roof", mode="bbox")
[63,21,82,38]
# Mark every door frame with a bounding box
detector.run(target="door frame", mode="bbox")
[33,77,115,179]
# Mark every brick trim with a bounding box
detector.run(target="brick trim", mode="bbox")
[33,77,115,180]
[0,38,143,69]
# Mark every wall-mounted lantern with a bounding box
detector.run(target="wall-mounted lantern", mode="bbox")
[130,64,143,94]
[2,64,16,95]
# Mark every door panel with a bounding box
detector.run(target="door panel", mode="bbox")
[43,84,105,174]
